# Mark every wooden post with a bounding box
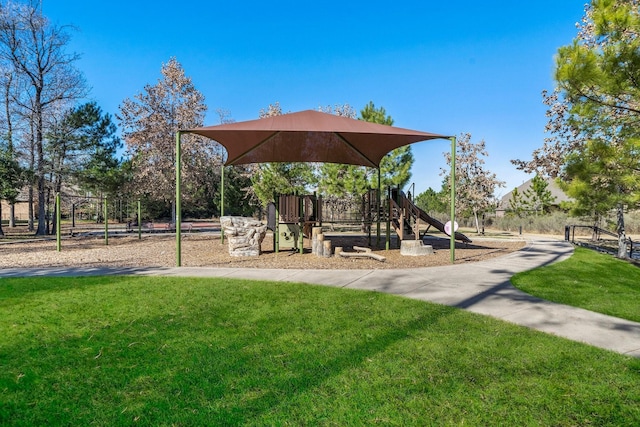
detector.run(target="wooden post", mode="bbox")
[312,226,322,255]
[323,239,332,258]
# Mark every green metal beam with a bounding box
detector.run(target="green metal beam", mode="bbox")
[104,197,108,246]
[176,131,182,267]
[450,136,456,264]
[137,199,141,240]
[376,168,381,247]
[56,193,61,252]
[221,164,225,243]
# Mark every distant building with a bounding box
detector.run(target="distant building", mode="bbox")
[496,178,571,217]
[0,188,30,223]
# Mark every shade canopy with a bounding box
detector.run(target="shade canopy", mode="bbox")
[185,109,448,168]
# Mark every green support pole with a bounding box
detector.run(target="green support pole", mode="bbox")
[221,164,225,244]
[137,199,141,240]
[450,136,456,264]
[275,195,279,253]
[385,189,390,251]
[376,168,381,248]
[104,197,108,246]
[176,132,182,267]
[299,195,304,254]
[56,193,61,252]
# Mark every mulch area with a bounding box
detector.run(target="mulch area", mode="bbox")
[0,232,526,270]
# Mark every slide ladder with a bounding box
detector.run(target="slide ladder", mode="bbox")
[389,191,472,244]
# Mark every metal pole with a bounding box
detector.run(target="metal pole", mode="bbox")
[450,136,456,264]
[176,132,182,267]
[376,168,381,247]
[299,195,304,254]
[104,196,108,246]
[221,164,225,244]
[137,199,141,240]
[275,194,280,253]
[385,187,390,250]
[56,193,61,252]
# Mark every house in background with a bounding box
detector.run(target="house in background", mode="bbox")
[496,178,572,217]
[0,189,30,223]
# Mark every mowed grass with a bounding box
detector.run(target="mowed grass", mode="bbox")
[512,246,640,323]
[1,276,639,426]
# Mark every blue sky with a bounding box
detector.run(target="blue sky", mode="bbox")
[43,0,586,197]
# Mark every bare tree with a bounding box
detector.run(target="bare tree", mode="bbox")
[0,1,86,234]
[442,133,505,234]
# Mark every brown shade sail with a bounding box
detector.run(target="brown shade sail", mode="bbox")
[185,109,448,168]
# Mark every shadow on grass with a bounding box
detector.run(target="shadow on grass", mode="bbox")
[0,279,458,424]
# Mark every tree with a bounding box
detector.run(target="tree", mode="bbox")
[41,101,121,231]
[359,101,414,190]
[118,57,210,221]
[0,142,23,235]
[506,187,526,218]
[441,133,505,234]
[414,187,447,216]
[522,175,557,215]
[61,103,123,196]
[559,137,639,235]
[513,0,640,257]
[252,162,317,207]
[0,1,86,235]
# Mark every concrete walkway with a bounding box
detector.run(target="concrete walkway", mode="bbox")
[1,238,639,358]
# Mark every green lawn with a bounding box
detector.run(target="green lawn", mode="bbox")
[1,275,639,425]
[512,246,640,323]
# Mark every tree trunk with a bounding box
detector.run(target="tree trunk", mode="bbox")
[28,185,34,232]
[36,175,46,235]
[0,202,4,236]
[473,208,480,234]
[616,203,628,259]
[9,203,15,227]
[35,91,47,236]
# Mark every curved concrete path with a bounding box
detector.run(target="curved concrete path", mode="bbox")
[1,238,639,358]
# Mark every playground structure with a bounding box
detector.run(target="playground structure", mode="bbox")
[270,189,471,253]
[269,194,322,252]
[388,189,472,244]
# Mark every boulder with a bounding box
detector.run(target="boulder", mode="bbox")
[220,216,267,257]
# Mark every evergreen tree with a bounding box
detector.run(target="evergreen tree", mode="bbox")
[414,187,447,215]
[514,0,640,257]
[507,187,526,218]
[522,175,556,215]
[360,101,414,190]
[0,143,23,236]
